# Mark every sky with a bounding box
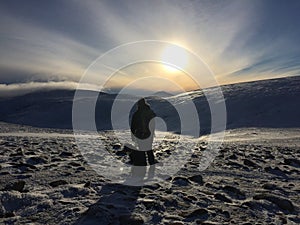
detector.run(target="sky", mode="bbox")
[0,0,300,95]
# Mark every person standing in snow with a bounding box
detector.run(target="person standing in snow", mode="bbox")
[130,98,156,165]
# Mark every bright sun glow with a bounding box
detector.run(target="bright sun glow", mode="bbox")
[161,45,189,73]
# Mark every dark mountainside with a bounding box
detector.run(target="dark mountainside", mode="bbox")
[0,76,299,133]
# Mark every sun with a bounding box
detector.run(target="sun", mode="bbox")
[161,45,189,73]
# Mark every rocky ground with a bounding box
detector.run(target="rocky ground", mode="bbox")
[0,123,299,225]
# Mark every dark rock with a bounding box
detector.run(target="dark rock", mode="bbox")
[9,147,24,156]
[199,143,207,150]
[1,212,15,218]
[253,194,294,212]
[264,153,275,160]
[214,193,232,203]
[186,208,208,218]
[116,150,127,157]
[284,158,300,167]
[165,188,172,194]
[262,183,277,190]
[15,162,37,170]
[187,195,198,202]
[84,181,91,188]
[165,149,171,154]
[242,200,266,211]
[4,180,26,192]
[49,180,68,187]
[76,166,86,172]
[51,157,63,162]
[144,183,161,190]
[16,174,33,180]
[113,143,122,150]
[16,147,24,155]
[59,151,73,157]
[222,210,230,219]
[26,156,47,165]
[119,214,144,225]
[264,166,287,177]
[0,171,10,175]
[188,175,204,185]
[11,180,26,192]
[243,159,258,168]
[227,154,238,160]
[141,199,157,209]
[279,215,287,224]
[68,161,81,167]
[191,154,198,158]
[222,185,246,200]
[172,177,190,187]
[227,161,245,169]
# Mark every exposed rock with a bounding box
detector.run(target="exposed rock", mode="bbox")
[253,194,294,212]
[264,166,287,177]
[112,143,122,150]
[140,199,157,209]
[186,208,209,218]
[199,143,207,150]
[59,151,73,157]
[262,183,278,190]
[214,193,232,203]
[26,156,47,165]
[172,177,190,187]
[13,162,37,170]
[119,214,144,225]
[49,180,68,188]
[116,150,127,157]
[84,181,91,188]
[4,180,26,192]
[284,158,300,167]
[222,185,246,200]
[227,154,238,160]
[243,159,258,168]
[9,147,24,156]
[221,210,230,219]
[162,195,178,208]
[1,211,15,218]
[188,175,204,185]
[68,161,82,167]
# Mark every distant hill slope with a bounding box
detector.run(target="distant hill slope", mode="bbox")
[0,76,299,134]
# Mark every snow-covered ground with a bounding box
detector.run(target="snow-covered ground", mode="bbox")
[0,124,299,224]
[0,76,299,224]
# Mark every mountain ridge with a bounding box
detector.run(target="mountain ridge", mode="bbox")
[0,76,299,133]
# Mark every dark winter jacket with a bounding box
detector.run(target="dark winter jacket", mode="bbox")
[131,105,156,139]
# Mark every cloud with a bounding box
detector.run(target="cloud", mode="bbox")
[0,0,300,90]
[0,81,101,97]
[0,8,100,81]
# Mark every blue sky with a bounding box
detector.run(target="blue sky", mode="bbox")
[0,0,300,94]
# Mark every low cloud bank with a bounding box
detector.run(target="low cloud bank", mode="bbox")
[0,81,101,97]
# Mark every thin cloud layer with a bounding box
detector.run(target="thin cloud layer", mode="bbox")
[0,82,101,97]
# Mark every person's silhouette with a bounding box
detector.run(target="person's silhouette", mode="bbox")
[130,98,156,165]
